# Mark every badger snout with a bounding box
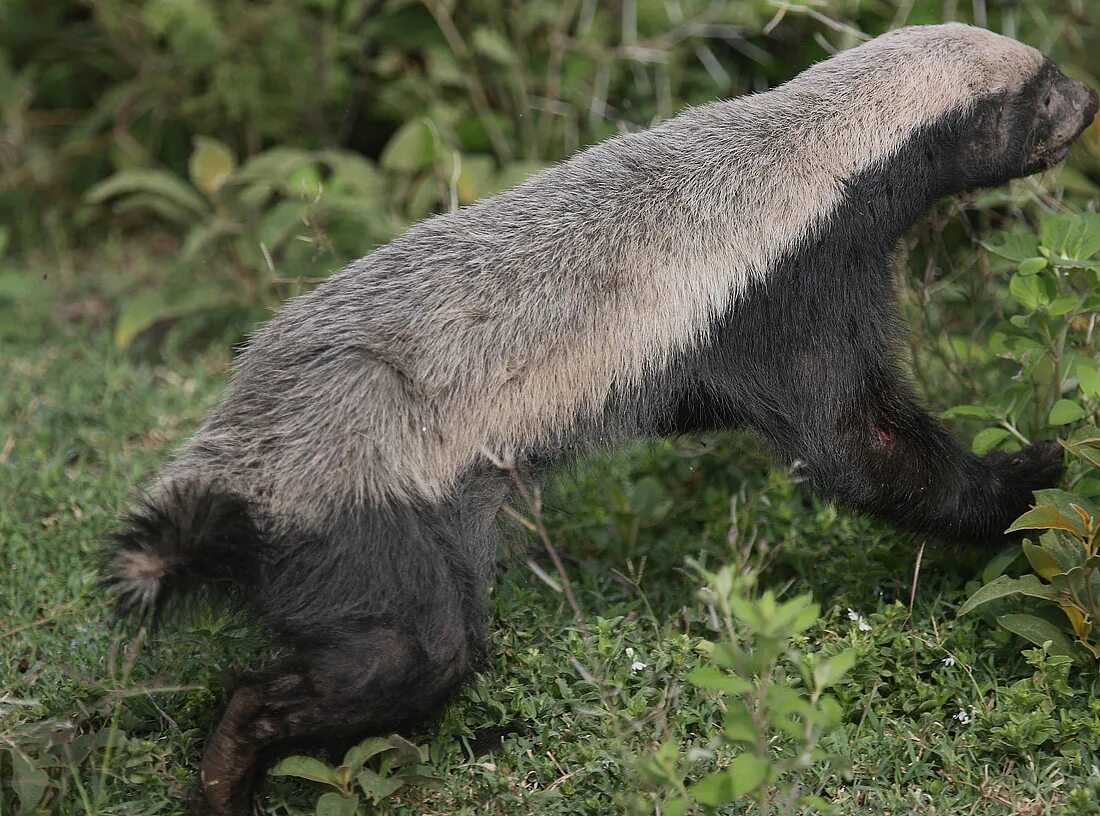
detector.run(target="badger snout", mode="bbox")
[1038,75,1098,167]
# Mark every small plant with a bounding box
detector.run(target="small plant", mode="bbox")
[637,562,853,815]
[960,484,1100,662]
[943,212,1100,496]
[268,734,442,815]
[948,211,1100,662]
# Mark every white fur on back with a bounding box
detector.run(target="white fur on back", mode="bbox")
[166,24,1044,522]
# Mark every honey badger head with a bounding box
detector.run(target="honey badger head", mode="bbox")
[783,24,1098,195]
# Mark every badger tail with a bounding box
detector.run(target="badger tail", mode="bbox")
[103,480,263,618]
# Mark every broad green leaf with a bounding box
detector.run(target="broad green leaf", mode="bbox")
[981,233,1040,262]
[189,136,236,196]
[356,768,404,803]
[7,747,49,816]
[726,753,769,797]
[1048,399,1086,426]
[686,665,753,695]
[285,164,323,199]
[111,191,199,225]
[380,119,434,172]
[316,791,359,816]
[982,545,1023,583]
[114,287,229,350]
[1008,504,1087,538]
[689,769,735,806]
[1017,257,1047,276]
[236,146,314,182]
[1077,364,1100,400]
[663,798,691,816]
[972,427,1012,455]
[1010,271,1045,310]
[1046,296,1080,316]
[85,169,208,214]
[343,737,394,770]
[941,404,996,421]
[472,27,518,65]
[380,734,423,770]
[1034,489,1100,523]
[1022,542,1064,580]
[996,613,1079,657]
[1039,530,1088,571]
[958,574,1058,616]
[722,703,758,744]
[813,650,856,689]
[269,755,342,787]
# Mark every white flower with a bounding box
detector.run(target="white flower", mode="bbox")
[631,660,647,674]
[847,608,872,631]
[942,656,956,667]
[625,647,635,658]
[953,705,977,725]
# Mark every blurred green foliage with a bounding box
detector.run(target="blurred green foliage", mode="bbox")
[4,0,1097,260]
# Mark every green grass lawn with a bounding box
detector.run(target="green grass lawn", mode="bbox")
[2,246,1099,815]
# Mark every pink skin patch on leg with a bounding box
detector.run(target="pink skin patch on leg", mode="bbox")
[872,425,893,446]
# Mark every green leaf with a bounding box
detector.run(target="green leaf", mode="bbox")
[982,545,1023,583]
[981,233,1040,262]
[941,404,996,421]
[472,27,518,65]
[1048,400,1085,426]
[342,737,394,770]
[1017,257,1047,276]
[1022,542,1064,580]
[972,427,1012,455]
[269,755,342,788]
[1008,504,1087,539]
[380,119,434,172]
[686,665,753,695]
[316,791,359,816]
[6,748,48,816]
[1010,272,1045,310]
[189,136,237,196]
[356,768,404,803]
[813,650,856,689]
[1077,364,1100,400]
[726,753,769,797]
[1046,296,1080,316]
[85,169,208,215]
[997,613,1079,657]
[722,703,758,744]
[382,734,424,767]
[114,287,229,350]
[689,770,735,806]
[958,574,1058,616]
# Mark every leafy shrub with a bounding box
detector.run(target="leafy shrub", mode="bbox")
[636,562,852,815]
[947,212,1100,661]
[269,734,441,815]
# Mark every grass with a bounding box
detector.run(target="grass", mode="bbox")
[2,242,1100,815]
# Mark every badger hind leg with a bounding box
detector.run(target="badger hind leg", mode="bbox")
[194,499,490,816]
[197,620,473,816]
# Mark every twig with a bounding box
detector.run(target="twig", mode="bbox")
[909,539,926,614]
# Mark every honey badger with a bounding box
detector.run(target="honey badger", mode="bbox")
[105,23,1098,815]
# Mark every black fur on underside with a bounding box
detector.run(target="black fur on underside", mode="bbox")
[103,480,263,619]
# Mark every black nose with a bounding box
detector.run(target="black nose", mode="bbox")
[1083,85,1100,125]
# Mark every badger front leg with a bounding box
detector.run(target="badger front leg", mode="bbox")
[750,359,1064,546]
